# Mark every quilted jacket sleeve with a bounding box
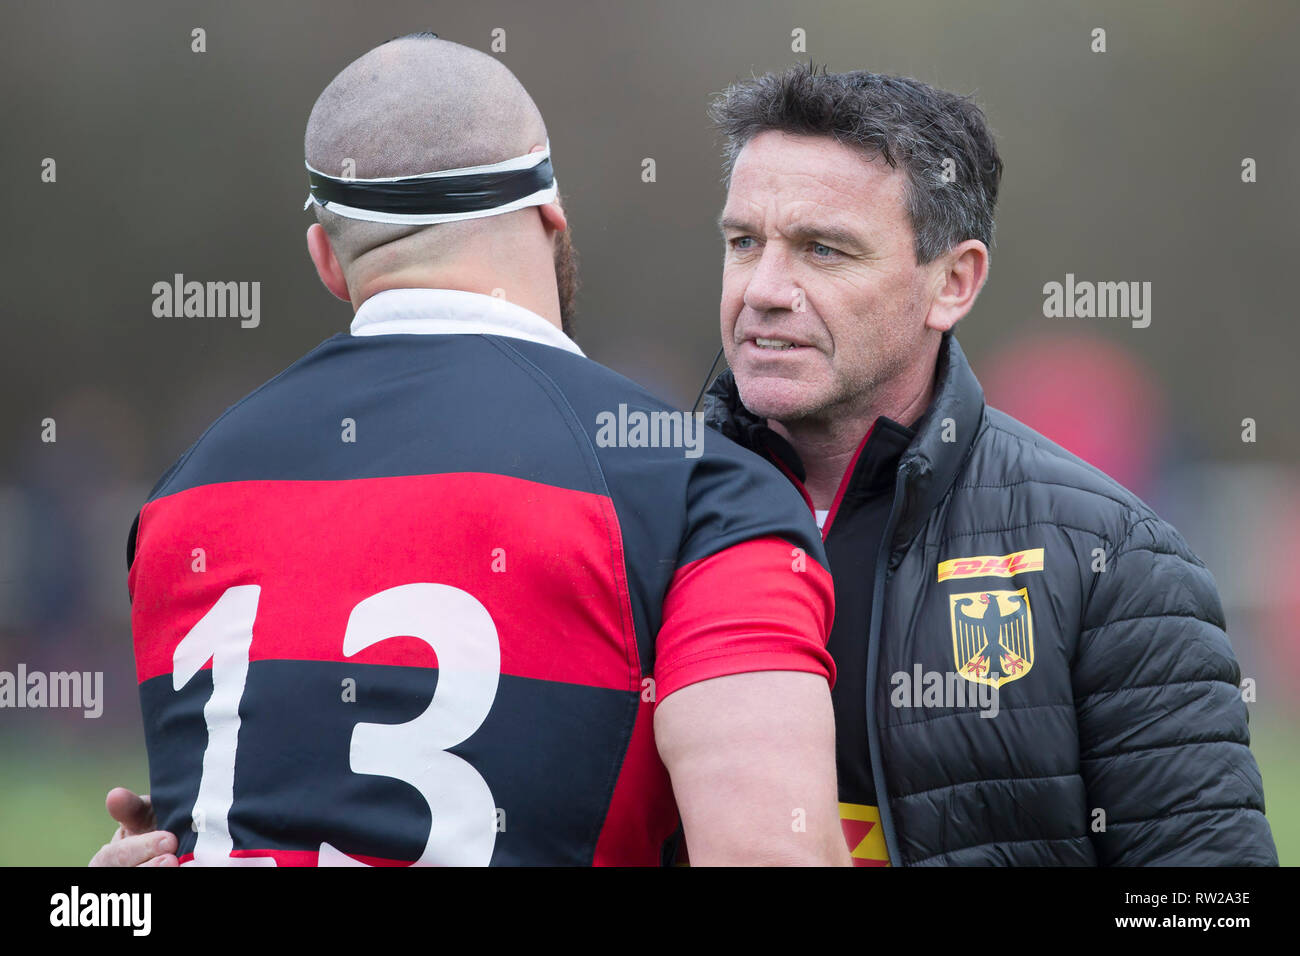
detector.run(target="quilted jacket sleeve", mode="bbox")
[1074,514,1277,865]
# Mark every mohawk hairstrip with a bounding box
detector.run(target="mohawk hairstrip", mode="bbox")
[303,143,557,225]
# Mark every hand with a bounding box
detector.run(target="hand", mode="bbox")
[88,787,178,867]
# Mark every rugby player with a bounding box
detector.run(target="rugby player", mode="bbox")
[91,35,849,867]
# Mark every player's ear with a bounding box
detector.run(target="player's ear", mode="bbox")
[525,141,567,237]
[306,223,351,303]
[538,200,567,236]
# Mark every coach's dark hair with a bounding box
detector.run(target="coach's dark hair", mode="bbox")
[710,63,1003,264]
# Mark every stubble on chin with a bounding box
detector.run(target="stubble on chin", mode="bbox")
[738,357,892,434]
[736,370,829,426]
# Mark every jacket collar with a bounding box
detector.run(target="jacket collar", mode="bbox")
[702,331,985,546]
[350,288,585,357]
[890,331,985,545]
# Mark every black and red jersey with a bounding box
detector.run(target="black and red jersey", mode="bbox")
[127,288,834,866]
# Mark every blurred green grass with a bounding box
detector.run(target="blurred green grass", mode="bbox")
[0,737,149,867]
[2,719,1295,866]
[1250,718,1299,865]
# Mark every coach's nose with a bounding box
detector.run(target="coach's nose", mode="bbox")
[742,242,800,317]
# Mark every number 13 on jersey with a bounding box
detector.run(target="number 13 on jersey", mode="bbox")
[171,582,502,866]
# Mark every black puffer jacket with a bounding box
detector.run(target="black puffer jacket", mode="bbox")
[704,332,1277,865]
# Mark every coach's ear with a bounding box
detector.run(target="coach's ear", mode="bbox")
[924,238,988,333]
[307,223,351,303]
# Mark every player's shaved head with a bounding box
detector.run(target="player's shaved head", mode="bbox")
[305,33,550,272]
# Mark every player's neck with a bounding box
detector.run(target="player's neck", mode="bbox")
[352,264,563,332]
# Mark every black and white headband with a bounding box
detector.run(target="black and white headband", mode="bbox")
[303,142,557,225]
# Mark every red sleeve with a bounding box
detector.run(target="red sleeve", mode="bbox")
[653,535,836,704]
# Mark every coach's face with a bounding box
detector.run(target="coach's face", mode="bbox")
[720,130,947,424]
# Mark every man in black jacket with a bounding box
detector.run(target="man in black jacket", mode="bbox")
[705,64,1277,865]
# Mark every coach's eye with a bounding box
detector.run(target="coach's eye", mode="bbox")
[811,242,838,258]
[730,236,757,251]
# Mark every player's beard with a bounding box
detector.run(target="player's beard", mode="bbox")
[553,226,580,338]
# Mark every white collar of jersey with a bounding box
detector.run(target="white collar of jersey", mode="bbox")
[349,288,585,357]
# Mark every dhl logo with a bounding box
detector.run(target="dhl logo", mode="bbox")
[937,547,1044,582]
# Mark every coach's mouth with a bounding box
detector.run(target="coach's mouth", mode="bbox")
[742,335,815,353]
